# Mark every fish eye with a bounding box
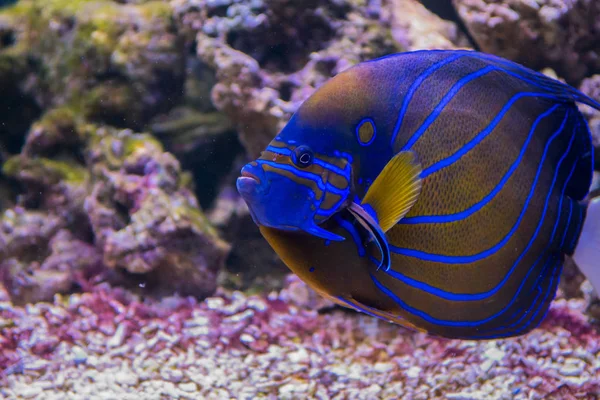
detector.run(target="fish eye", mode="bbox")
[293,146,314,168]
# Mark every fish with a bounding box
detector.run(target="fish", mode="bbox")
[236,49,600,339]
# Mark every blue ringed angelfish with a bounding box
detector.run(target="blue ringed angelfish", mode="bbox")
[236,49,600,339]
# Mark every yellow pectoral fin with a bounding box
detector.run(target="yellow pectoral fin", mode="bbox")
[362,151,422,232]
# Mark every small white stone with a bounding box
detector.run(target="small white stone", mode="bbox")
[16,385,42,399]
[116,370,139,386]
[559,363,584,377]
[405,366,421,379]
[279,382,309,395]
[373,362,395,374]
[226,309,254,323]
[446,392,483,400]
[72,346,88,365]
[205,297,225,310]
[240,333,255,344]
[483,347,505,362]
[528,376,544,388]
[480,359,495,373]
[107,323,127,348]
[179,382,198,393]
[184,316,209,327]
[161,367,184,383]
[288,348,309,364]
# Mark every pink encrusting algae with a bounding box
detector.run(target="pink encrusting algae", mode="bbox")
[1,275,599,399]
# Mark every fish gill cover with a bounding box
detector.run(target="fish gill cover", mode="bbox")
[0,0,598,399]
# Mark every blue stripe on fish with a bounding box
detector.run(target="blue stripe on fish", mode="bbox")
[369,158,573,329]
[470,258,560,339]
[389,53,466,146]
[400,65,498,152]
[257,160,350,197]
[420,95,566,178]
[265,145,351,178]
[460,51,600,109]
[384,119,577,301]
[480,161,579,336]
[402,105,568,224]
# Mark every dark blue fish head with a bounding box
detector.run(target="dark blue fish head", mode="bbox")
[237,61,392,241]
[236,131,354,241]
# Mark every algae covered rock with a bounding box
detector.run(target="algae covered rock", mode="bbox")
[2,118,230,302]
[2,107,91,237]
[0,0,231,302]
[84,130,231,298]
[0,0,185,129]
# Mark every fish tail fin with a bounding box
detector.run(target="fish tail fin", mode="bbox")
[573,197,600,295]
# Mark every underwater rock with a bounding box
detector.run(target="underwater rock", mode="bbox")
[453,0,600,84]
[386,0,469,51]
[174,0,401,157]
[2,124,91,239]
[84,130,230,298]
[2,117,229,301]
[0,0,185,130]
[0,208,102,304]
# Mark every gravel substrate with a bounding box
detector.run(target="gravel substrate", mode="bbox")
[1,276,599,400]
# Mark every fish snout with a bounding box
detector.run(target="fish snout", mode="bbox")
[236,163,269,200]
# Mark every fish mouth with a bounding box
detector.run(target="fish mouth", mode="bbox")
[237,163,269,199]
[240,169,260,183]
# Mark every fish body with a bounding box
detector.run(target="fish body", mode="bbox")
[237,50,600,339]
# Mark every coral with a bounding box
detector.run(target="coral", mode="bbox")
[84,129,231,298]
[0,0,185,130]
[453,0,600,84]
[173,0,402,157]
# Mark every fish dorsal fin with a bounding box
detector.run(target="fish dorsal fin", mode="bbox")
[362,151,422,232]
